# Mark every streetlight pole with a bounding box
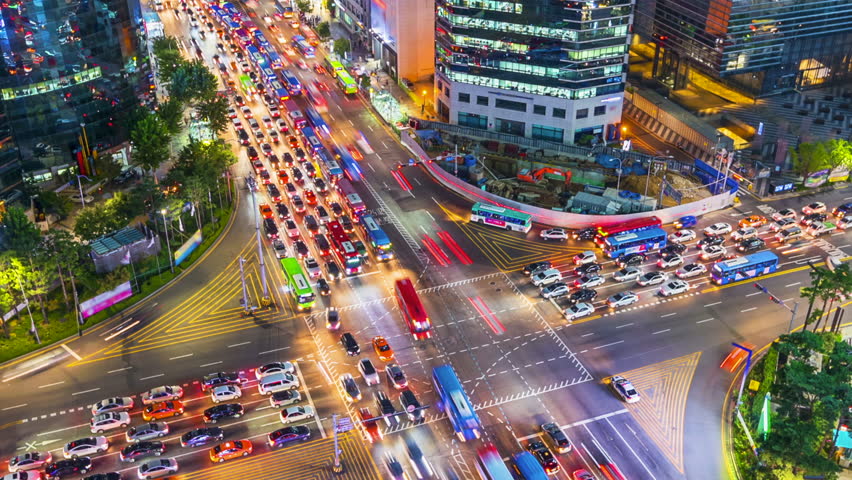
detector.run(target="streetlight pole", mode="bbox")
[614,156,623,196]
[753,282,799,333]
[16,276,40,344]
[77,174,90,209]
[249,189,271,307]
[238,256,252,315]
[160,209,174,273]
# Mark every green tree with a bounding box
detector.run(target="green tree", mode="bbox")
[825,139,852,169]
[73,205,112,241]
[156,98,185,135]
[296,0,311,12]
[170,60,218,104]
[1,206,41,255]
[34,191,72,220]
[92,153,123,183]
[0,254,28,337]
[195,94,230,135]
[130,115,172,176]
[37,230,85,307]
[152,36,185,83]
[790,141,830,178]
[359,74,371,89]
[333,38,351,58]
[316,21,331,39]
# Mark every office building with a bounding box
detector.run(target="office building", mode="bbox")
[370,0,435,82]
[335,0,371,49]
[434,0,632,145]
[0,0,147,196]
[635,0,852,96]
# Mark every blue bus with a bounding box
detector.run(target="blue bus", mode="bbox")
[360,214,394,260]
[267,79,290,102]
[292,35,316,58]
[511,452,548,479]
[254,31,271,52]
[221,2,240,17]
[300,126,323,154]
[475,445,513,480]
[603,227,667,259]
[304,106,329,137]
[267,51,284,70]
[260,67,277,85]
[225,19,241,31]
[281,70,302,96]
[246,46,267,70]
[432,364,480,442]
[316,149,344,181]
[711,251,779,285]
[338,146,362,181]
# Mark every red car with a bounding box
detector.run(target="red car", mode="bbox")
[358,408,383,444]
[259,203,274,219]
[209,440,252,463]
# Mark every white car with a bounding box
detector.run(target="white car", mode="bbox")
[607,291,638,308]
[531,268,562,287]
[138,458,179,479]
[269,390,302,408]
[280,406,315,424]
[772,208,797,222]
[142,385,184,405]
[659,280,689,297]
[636,271,667,286]
[91,396,134,415]
[261,115,274,129]
[730,227,758,242]
[7,452,52,473]
[90,411,130,433]
[668,229,696,243]
[240,105,253,118]
[563,302,594,321]
[358,358,381,386]
[255,362,296,379]
[63,436,109,458]
[3,471,42,480]
[125,422,169,443]
[837,217,852,230]
[541,282,570,299]
[613,267,642,282]
[540,228,568,241]
[776,227,803,243]
[303,257,321,278]
[676,263,706,279]
[611,375,640,403]
[703,223,732,236]
[573,251,597,265]
[700,245,727,260]
[211,385,242,403]
[657,254,683,269]
[575,274,605,288]
[802,201,826,215]
[769,218,797,232]
[276,118,289,132]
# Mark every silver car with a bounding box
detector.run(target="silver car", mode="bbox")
[63,436,109,458]
[126,422,169,443]
[91,396,134,415]
[255,361,296,379]
[90,411,130,433]
[613,267,641,282]
[141,385,184,405]
[137,458,178,479]
[676,263,706,279]
[540,282,569,299]
[575,274,605,288]
[269,390,302,408]
[7,452,52,473]
[303,257,321,278]
[280,406,315,424]
[607,291,639,308]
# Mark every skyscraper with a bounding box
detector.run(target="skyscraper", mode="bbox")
[0,0,147,196]
[434,0,632,145]
[369,0,435,82]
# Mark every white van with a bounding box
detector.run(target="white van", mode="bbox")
[258,372,300,395]
[532,268,562,287]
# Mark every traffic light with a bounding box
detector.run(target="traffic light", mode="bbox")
[769,296,783,305]
[753,282,768,293]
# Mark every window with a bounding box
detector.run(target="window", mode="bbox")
[553,108,566,118]
[495,99,526,112]
[594,105,606,116]
[437,81,443,91]
[476,96,489,106]
[458,112,488,129]
[445,87,450,96]
[458,92,470,103]
[576,108,588,119]
[533,105,546,115]
[532,124,564,143]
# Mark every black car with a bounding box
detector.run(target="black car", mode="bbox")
[374,391,397,425]
[527,441,559,475]
[738,237,765,252]
[263,218,279,239]
[317,277,331,296]
[203,403,244,423]
[304,162,317,177]
[295,147,307,159]
[285,182,298,197]
[259,169,271,183]
[269,153,281,168]
[314,234,331,255]
[282,152,295,167]
[801,212,827,226]
[697,235,724,249]
[268,426,311,448]
[46,457,92,479]
[574,262,602,276]
[293,240,309,258]
[659,243,687,256]
[83,473,122,480]
[304,215,320,236]
[341,332,360,355]
[617,252,646,267]
[247,146,259,161]
[180,427,224,448]
[573,227,597,241]
[292,195,306,213]
[523,261,552,275]
[314,178,328,193]
[329,202,344,217]
[119,441,165,462]
[325,261,341,280]
[238,129,250,145]
[201,372,243,391]
[399,389,424,423]
[291,167,304,184]
[266,183,281,201]
[275,202,290,220]
[569,288,597,304]
[340,215,354,233]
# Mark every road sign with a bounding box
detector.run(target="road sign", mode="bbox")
[335,417,353,433]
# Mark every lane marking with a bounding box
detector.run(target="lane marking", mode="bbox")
[741,307,757,313]
[660,313,676,318]
[594,341,624,350]
[139,374,165,381]
[228,342,251,348]
[745,292,761,297]
[516,409,630,440]
[294,363,326,438]
[785,282,801,287]
[605,417,659,480]
[72,388,101,396]
[704,302,722,307]
[652,329,671,335]
[107,367,132,374]
[169,354,194,360]
[696,318,714,324]
[200,361,223,368]
[2,404,27,411]
[616,323,633,329]
[258,346,291,355]
[60,344,82,361]
[37,423,88,436]
[37,381,65,389]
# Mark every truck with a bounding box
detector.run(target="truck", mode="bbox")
[806,221,837,237]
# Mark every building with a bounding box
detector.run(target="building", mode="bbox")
[634,0,852,96]
[0,0,149,198]
[434,0,632,145]
[369,0,435,82]
[335,0,371,50]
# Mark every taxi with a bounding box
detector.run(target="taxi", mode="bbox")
[738,215,767,228]
[142,401,184,421]
[259,203,274,219]
[372,336,394,361]
[209,440,253,463]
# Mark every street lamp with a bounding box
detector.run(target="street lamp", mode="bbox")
[76,174,91,209]
[160,209,174,273]
[613,156,624,197]
[421,90,427,115]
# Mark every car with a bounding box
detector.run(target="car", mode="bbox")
[255,361,296,379]
[774,226,803,242]
[769,218,797,232]
[280,406,315,424]
[259,203,274,219]
[317,278,331,296]
[346,144,363,160]
[373,336,394,361]
[227,106,237,118]
[90,411,130,433]
[801,212,828,226]
[703,222,732,236]
[386,363,409,389]
[314,79,329,91]
[261,115,273,129]
[700,244,727,260]
[81,473,122,480]
[293,239,309,257]
[531,268,562,287]
[572,470,595,480]
[137,458,178,479]
[233,94,245,106]
[340,373,362,402]
[674,215,697,229]
[573,227,597,240]
[374,391,398,427]
[527,441,560,475]
[637,271,667,286]
[521,262,551,277]
[772,208,797,221]
[269,390,303,408]
[266,183,281,201]
[180,427,224,448]
[613,266,642,282]
[285,219,300,239]
[304,163,317,178]
[730,227,758,242]
[574,262,602,276]
[268,104,281,118]
[8,451,52,472]
[119,441,165,463]
[277,169,290,185]
[269,129,280,144]
[303,189,318,206]
[238,129,250,145]
[325,307,341,331]
[611,375,640,403]
[802,201,827,215]
[352,240,368,258]
[272,239,289,259]
[569,288,597,304]
[340,215,355,233]
[267,426,311,448]
[63,437,109,459]
[210,385,242,403]
[303,257,321,277]
[263,218,279,239]
[541,282,570,299]
[209,440,252,463]
[738,237,765,252]
[329,202,344,217]
[247,146,259,161]
[287,135,299,148]
[833,203,852,218]
[314,178,329,195]
[573,250,597,265]
[575,274,605,288]
[142,401,184,421]
[659,243,687,256]
[696,235,725,249]
[668,229,696,243]
[405,441,436,479]
[45,458,92,479]
[341,332,360,355]
[240,105,252,118]
[261,143,274,157]
[541,422,572,454]
[398,390,425,424]
[358,408,383,443]
[607,291,639,308]
[837,217,852,230]
[141,385,183,405]
[232,117,244,131]
[540,228,568,240]
[125,422,169,443]
[657,254,683,269]
[291,195,306,213]
[276,118,289,133]
[316,205,331,225]
[676,263,706,279]
[291,166,304,184]
[659,279,689,296]
[203,403,244,423]
[739,215,767,228]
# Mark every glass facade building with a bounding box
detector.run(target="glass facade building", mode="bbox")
[434,0,631,144]
[637,0,852,95]
[0,0,147,197]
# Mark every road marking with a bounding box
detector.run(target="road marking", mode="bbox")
[200,361,223,368]
[107,367,132,373]
[788,253,805,259]
[2,404,27,411]
[594,341,624,350]
[367,162,376,172]
[516,409,630,440]
[228,342,251,348]
[139,374,164,381]
[37,381,64,389]
[258,346,291,355]
[616,323,633,329]
[741,307,758,313]
[169,354,193,360]
[37,423,88,436]
[745,292,762,297]
[704,302,722,307]
[294,363,326,438]
[652,329,671,335]
[605,417,659,480]
[786,282,801,287]
[60,344,82,361]
[660,313,676,318]
[72,388,100,396]
[581,333,595,337]
[696,318,714,324]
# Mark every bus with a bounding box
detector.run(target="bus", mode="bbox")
[300,126,323,154]
[299,25,320,46]
[292,35,316,58]
[475,445,514,480]
[395,278,431,339]
[336,70,358,94]
[711,251,779,285]
[304,105,329,137]
[281,70,302,96]
[360,214,393,260]
[238,74,256,97]
[596,216,662,243]
[510,452,548,479]
[260,66,277,86]
[267,79,289,102]
[432,364,481,441]
[222,2,240,17]
[280,258,315,310]
[225,19,241,32]
[233,28,252,47]
[267,51,285,70]
[336,144,362,181]
[603,228,667,259]
[324,58,345,77]
[316,149,344,181]
[305,84,327,113]
[246,46,267,69]
[254,31,271,52]
[283,99,306,128]
[470,202,532,233]
[336,179,366,217]
[327,221,362,274]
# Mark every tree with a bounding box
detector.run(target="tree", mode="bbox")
[156,98,184,135]
[92,153,122,183]
[74,205,113,241]
[38,230,85,307]
[825,139,852,169]
[790,141,830,178]
[1,206,41,255]
[333,38,351,58]
[170,60,218,104]
[34,191,72,220]
[323,0,334,13]
[130,115,172,176]
[195,94,230,135]
[152,36,185,83]
[296,0,310,12]
[0,254,28,337]
[316,22,331,39]
[359,74,371,89]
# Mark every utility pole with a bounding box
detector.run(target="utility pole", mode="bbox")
[238,256,252,316]
[249,190,271,307]
[332,414,345,474]
[753,282,799,334]
[160,209,174,273]
[17,276,39,344]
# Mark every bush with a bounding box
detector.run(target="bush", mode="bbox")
[751,347,779,424]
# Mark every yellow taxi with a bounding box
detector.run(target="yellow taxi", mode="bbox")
[372,336,394,362]
[738,215,767,228]
[259,203,274,219]
[209,440,253,463]
[142,400,184,421]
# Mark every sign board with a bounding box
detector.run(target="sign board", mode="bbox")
[80,281,133,318]
[662,181,683,204]
[829,166,849,183]
[174,229,203,266]
[335,417,353,433]
[770,182,795,194]
[804,169,830,188]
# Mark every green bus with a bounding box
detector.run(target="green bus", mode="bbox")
[239,74,256,97]
[336,71,358,95]
[280,258,315,311]
[470,202,532,233]
[324,58,345,77]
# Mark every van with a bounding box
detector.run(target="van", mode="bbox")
[532,268,562,287]
[258,372,300,395]
[358,358,380,385]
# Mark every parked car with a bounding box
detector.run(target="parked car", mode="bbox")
[540,228,568,241]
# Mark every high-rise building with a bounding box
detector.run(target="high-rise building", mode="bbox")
[369,0,435,82]
[635,0,852,96]
[0,0,148,197]
[434,0,632,145]
[335,0,371,49]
